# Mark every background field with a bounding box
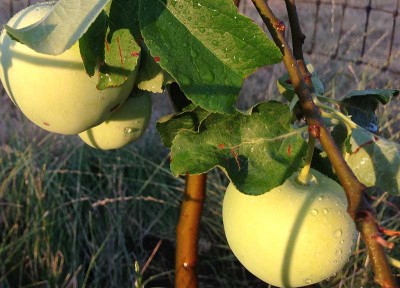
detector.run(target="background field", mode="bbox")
[0,0,399,287]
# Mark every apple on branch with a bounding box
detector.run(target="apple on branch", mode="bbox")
[223,169,358,288]
[0,2,138,135]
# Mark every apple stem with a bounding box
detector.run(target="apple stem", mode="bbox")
[296,134,316,185]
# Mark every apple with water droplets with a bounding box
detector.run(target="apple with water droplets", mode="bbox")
[223,169,358,287]
[0,2,139,135]
[78,91,151,150]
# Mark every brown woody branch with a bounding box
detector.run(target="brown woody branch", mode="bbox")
[250,0,398,287]
[175,174,207,288]
[284,0,312,89]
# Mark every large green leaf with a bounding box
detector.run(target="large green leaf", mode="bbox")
[5,0,110,55]
[139,0,282,114]
[343,89,399,104]
[170,101,307,195]
[346,126,400,195]
[340,89,399,133]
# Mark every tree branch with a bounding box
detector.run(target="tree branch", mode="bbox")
[175,174,207,288]
[284,0,312,88]
[250,0,398,287]
[168,83,207,288]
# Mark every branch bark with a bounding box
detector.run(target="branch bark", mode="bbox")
[168,83,207,288]
[175,174,207,288]
[250,0,398,287]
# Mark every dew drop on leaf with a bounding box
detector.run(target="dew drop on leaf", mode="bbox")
[191,49,199,58]
[179,74,193,86]
[310,209,318,216]
[203,70,215,82]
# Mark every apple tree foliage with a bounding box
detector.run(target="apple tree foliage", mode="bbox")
[5,0,400,196]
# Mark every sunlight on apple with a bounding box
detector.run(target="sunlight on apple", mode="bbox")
[223,169,358,287]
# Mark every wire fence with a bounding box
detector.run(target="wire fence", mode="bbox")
[239,0,400,75]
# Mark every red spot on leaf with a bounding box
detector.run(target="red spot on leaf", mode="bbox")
[353,140,374,154]
[287,144,292,156]
[218,143,225,149]
[131,51,140,57]
[117,36,124,65]
[43,122,50,126]
[154,56,161,63]
[230,147,241,171]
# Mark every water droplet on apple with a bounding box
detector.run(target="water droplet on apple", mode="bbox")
[333,229,342,238]
[124,127,140,135]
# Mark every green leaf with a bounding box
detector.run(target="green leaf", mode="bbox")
[98,29,141,89]
[170,101,307,195]
[136,46,175,93]
[139,0,282,114]
[79,11,108,77]
[341,89,399,133]
[343,89,399,104]
[5,0,110,55]
[346,127,400,195]
[97,0,141,89]
[157,106,212,147]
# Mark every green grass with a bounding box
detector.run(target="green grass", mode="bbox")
[0,114,267,287]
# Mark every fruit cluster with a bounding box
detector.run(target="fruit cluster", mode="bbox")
[0,3,151,150]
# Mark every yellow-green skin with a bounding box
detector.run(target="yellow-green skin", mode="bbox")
[78,92,151,150]
[223,169,357,288]
[0,3,137,135]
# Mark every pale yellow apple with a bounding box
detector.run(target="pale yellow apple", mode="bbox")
[223,169,357,288]
[0,2,138,135]
[78,91,151,150]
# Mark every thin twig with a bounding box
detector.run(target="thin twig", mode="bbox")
[284,0,312,88]
[250,0,398,287]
